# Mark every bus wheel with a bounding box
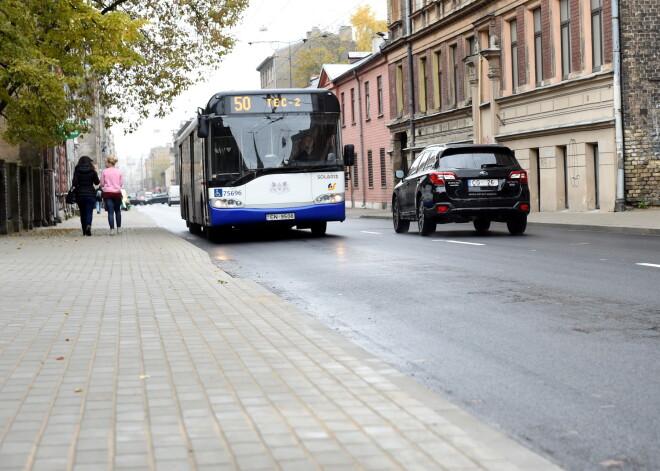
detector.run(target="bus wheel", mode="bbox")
[188,222,202,235]
[310,222,327,237]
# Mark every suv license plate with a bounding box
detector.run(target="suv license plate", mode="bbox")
[266,213,295,221]
[469,179,498,187]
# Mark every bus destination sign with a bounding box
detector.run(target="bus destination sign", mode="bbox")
[228,94,313,114]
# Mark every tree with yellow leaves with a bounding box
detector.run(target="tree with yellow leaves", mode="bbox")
[351,5,387,52]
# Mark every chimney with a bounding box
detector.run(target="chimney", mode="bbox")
[371,36,385,53]
[339,25,353,42]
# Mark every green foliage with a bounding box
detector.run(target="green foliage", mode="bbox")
[0,0,249,146]
[351,5,387,52]
[0,0,143,145]
[96,0,248,131]
[637,200,650,209]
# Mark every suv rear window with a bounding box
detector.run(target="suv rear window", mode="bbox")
[439,150,518,169]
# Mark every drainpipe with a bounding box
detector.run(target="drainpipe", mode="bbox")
[354,70,367,207]
[612,0,625,211]
[406,0,415,154]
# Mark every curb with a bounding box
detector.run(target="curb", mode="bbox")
[526,222,660,236]
[350,213,660,236]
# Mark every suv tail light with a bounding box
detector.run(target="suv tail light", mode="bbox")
[429,172,457,185]
[509,170,528,184]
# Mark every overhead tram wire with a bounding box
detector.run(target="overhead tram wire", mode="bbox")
[244,0,386,87]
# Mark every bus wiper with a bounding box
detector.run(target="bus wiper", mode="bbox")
[306,164,341,171]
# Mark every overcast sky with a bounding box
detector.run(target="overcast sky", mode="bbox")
[112,0,386,163]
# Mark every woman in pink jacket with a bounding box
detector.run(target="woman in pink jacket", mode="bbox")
[100,157,124,235]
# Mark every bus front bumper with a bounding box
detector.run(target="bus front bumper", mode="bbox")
[209,203,345,227]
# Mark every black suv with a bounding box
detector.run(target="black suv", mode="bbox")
[392,144,530,235]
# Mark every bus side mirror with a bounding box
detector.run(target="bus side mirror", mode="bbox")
[343,144,355,166]
[395,170,405,179]
[198,116,209,138]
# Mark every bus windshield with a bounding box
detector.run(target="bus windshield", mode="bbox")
[209,113,341,185]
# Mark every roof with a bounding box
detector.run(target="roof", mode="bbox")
[321,64,356,81]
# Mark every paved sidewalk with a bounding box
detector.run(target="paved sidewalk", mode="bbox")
[0,209,564,470]
[347,207,660,235]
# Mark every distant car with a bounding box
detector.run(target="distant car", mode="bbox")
[392,144,530,236]
[167,185,180,206]
[147,193,168,205]
[136,191,148,205]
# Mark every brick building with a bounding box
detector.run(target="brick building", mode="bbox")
[384,0,622,212]
[620,0,659,206]
[318,42,394,209]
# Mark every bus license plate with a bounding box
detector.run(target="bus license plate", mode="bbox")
[266,213,295,221]
[468,179,498,187]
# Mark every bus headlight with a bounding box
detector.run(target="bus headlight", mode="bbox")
[211,198,244,209]
[314,193,344,204]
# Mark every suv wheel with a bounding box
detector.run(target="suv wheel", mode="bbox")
[507,215,527,235]
[393,198,410,233]
[417,198,436,236]
[473,218,491,234]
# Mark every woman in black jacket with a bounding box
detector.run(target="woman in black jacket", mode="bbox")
[72,156,100,236]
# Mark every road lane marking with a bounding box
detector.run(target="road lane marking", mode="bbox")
[433,240,486,246]
[360,231,382,235]
[636,263,660,268]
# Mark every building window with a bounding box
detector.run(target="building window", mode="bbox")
[380,148,387,188]
[367,150,374,188]
[377,76,384,115]
[353,160,359,188]
[350,88,356,124]
[392,0,401,22]
[560,0,571,77]
[591,0,603,69]
[433,50,443,109]
[449,44,458,106]
[340,92,345,125]
[419,57,427,112]
[510,20,519,90]
[396,64,404,115]
[533,8,544,85]
[465,37,476,102]
[365,81,371,120]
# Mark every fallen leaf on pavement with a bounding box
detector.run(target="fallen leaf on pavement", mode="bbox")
[74,388,83,393]
[56,357,64,361]
[600,460,624,467]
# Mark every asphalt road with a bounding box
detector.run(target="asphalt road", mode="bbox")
[143,204,660,471]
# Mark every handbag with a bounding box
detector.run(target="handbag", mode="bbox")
[66,186,77,204]
[96,187,103,200]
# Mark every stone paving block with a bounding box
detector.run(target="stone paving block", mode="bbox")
[0,211,563,471]
[31,457,69,471]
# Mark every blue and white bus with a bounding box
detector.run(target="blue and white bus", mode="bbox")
[175,89,355,241]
